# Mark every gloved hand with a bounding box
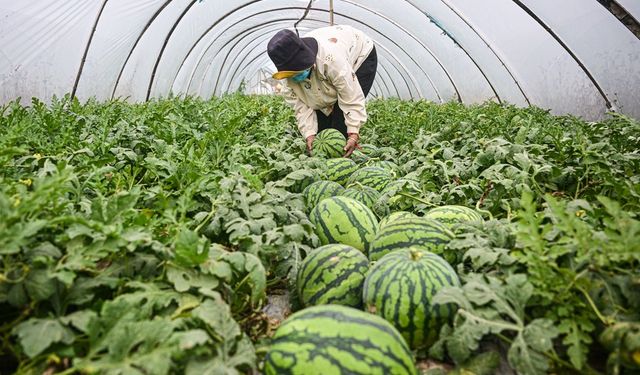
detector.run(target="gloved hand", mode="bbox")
[306,135,316,155]
[343,133,359,157]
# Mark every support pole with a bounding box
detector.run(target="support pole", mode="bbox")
[329,0,334,25]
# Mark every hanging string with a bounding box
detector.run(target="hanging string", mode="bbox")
[294,0,314,36]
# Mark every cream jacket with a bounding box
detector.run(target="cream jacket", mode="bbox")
[281,25,374,139]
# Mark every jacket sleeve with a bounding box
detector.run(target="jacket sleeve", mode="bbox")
[282,87,318,139]
[328,61,367,134]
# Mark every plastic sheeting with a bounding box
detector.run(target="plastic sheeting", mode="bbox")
[1,0,639,120]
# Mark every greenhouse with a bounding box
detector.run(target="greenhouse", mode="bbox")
[1,1,639,374]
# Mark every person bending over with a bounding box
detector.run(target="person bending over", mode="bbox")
[267,25,377,157]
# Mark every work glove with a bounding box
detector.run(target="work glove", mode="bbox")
[343,133,359,157]
[306,135,316,156]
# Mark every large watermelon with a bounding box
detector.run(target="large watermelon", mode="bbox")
[363,248,460,349]
[325,158,358,186]
[378,211,417,230]
[309,196,378,253]
[296,244,368,308]
[302,180,344,211]
[368,217,454,262]
[424,205,483,229]
[264,305,417,375]
[313,129,345,158]
[347,167,393,192]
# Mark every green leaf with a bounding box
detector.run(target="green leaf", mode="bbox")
[166,264,219,297]
[24,267,56,301]
[13,318,75,358]
[174,228,209,267]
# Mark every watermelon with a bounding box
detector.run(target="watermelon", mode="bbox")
[424,205,483,229]
[264,305,417,375]
[363,248,460,349]
[296,244,368,308]
[284,170,319,193]
[325,158,358,186]
[347,167,393,192]
[341,185,390,218]
[350,149,369,164]
[303,180,345,211]
[313,129,345,158]
[309,196,378,253]
[373,160,400,175]
[378,211,417,230]
[359,143,381,157]
[368,217,454,262]
[341,185,380,210]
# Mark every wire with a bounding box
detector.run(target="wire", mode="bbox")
[294,0,314,36]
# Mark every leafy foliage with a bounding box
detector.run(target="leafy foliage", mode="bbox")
[1,94,639,374]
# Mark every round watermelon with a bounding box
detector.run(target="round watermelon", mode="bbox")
[347,167,393,192]
[424,205,483,230]
[373,160,401,175]
[341,185,380,210]
[284,170,319,193]
[363,248,460,349]
[303,180,345,211]
[313,129,345,158]
[296,244,368,308]
[378,211,417,230]
[324,158,358,186]
[368,217,454,262]
[264,305,417,375]
[309,196,378,253]
[350,149,369,164]
[359,143,381,158]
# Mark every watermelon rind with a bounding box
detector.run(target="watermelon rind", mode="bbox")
[378,211,417,230]
[296,244,369,308]
[347,166,393,192]
[368,217,454,262]
[309,196,379,253]
[324,158,358,186]
[264,305,418,375]
[313,129,345,158]
[363,248,460,349]
[424,205,484,229]
[302,180,345,211]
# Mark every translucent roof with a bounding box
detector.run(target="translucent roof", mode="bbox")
[1,0,639,120]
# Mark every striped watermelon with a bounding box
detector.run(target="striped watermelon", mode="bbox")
[309,196,378,253]
[378,211,417,230]
[341,185,380,211]
[341,185,389,219]
[303,180,345,211]
[373,160,401,175]
[359,143,381,158]
[296,244,368,308]
[350,149,369,164]
[363,248,460,349]
[325,158,358,186]
[284,170,319,193]
[313,129,345,158]
[368,217,454,262]
[424,205,483,229]
[264,305,417,375]
[347,167,393,192]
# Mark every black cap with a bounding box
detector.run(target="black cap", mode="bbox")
[268,29,318,79]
